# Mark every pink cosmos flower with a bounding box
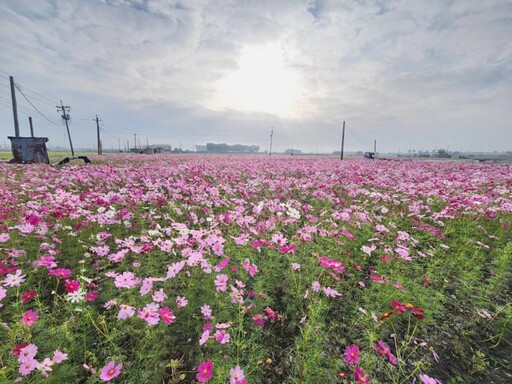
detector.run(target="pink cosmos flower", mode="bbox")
[139,277,153,295]
[344,344,360,365]
[0,286,6,303]
[419,373,442,384]
[19,358,37,376]
[323,286,341,298]
[291,263,301,271]
[37,357,54,377]
[2,269,26,287]
[215,330,230,344]
[0,232,9,242]
[214,257,230,272]
[373,340,397,365]
[117,304,135,320]
[214,274,228,292]
[36,256,57,269]
[99,360,122,382]
[52,350,68,363]
[242,259,259,277]
[152,288,167,302]
[196,360,213,383]
[311,281,321,292]
[18,344,38,362]
[137,304,160,326]
[65,280,80,293]
[114,272,140,289]
[176,296,188,308]
[229,365,245,384]
[22,310,39,326]
[252,314,265,327]
[48,268,72,280]
[86,291,99,302]
[158,307,176,324]
[354,366,370,383]
[199,329,210,345]
[201,304,212,320]
[21,290,36,303]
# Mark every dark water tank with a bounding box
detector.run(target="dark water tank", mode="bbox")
[8,136,50,164]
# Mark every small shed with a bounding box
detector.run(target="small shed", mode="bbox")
[8,136,50,164]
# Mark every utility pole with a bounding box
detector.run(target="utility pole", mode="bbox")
[29,117,34,137]
[96,115,102,155]
[374,139,376,153]
[118,138,121,152]
[146,137,149,149]
[340,121,345,160]
[133,133,137,150]
[9,76,20,137]
[56,100,74,156]
[269,127,273,156]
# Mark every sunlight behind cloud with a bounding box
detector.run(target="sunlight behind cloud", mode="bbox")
[211,43,306,118]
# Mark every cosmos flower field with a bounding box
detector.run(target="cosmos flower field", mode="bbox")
[0,155,511,384]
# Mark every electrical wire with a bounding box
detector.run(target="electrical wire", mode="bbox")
[13,83,60,125]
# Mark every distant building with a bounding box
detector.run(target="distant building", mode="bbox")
[284,148,302,155]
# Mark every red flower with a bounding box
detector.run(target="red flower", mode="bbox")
[11,342,29,358]
[391,300,406,314]
[21,290,36,304]
[380,310,394,321]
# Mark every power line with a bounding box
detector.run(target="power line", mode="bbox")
[0,95,41,116]
[346,127,366,144]
[0,69,58,106]
[13,83,60,125]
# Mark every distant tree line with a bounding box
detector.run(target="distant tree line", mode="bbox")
[206,143,259,153]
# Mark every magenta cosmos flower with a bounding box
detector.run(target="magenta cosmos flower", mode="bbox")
[22,310,39,326]
[99,360,122,382]
[344,344,360,365]
[196,359,213,383]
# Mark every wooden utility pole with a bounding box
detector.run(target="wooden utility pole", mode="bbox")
[56,100,74,156]
[96,115,102,155]
[29,117,34,137]
[9,76,20,137]
[133,134,137,150]
[269,127,273,156]
[118,138,121,152]
[340,121,345,160]
[374,139,376,153]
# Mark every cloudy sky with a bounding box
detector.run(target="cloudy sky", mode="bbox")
[0,0,511,153]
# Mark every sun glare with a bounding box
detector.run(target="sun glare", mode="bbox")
[212,43,304,118]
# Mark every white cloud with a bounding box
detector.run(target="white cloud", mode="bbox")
[0,0,511,152]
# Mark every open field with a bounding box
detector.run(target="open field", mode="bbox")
[0,155,511,383]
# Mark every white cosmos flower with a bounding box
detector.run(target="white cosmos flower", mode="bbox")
[66,289,86,303]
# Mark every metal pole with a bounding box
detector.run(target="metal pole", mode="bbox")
[29,117,34,137]
[96,115,102,155]
[374,139,376,153]
[269,127,273,156]
[340,121,345,160]
[58,100,74,156]
[10,76,20,137]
